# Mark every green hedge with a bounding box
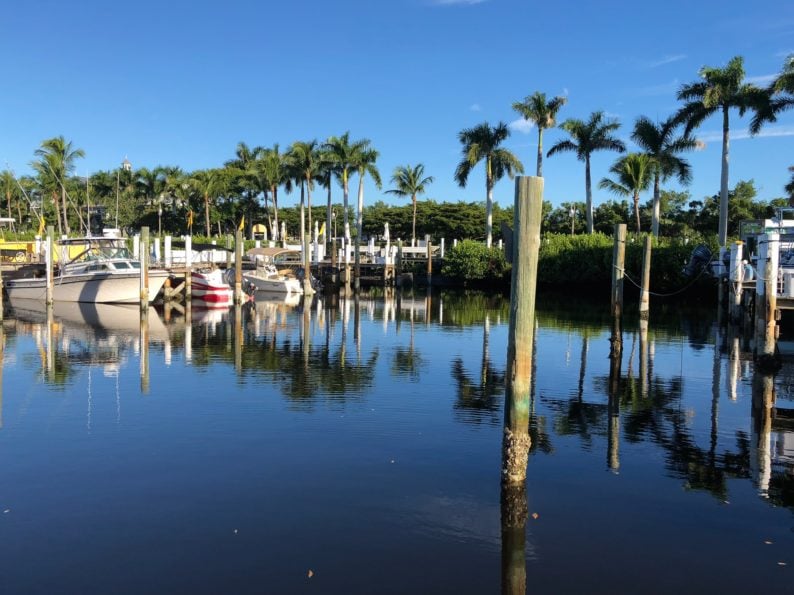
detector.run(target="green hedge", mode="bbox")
[441,240,509,286]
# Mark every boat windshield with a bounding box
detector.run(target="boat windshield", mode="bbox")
[72,241,134,262]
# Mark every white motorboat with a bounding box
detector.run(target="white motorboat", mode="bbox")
[5,236,169,303]
[191,268,235,305]
[241,247,306,294]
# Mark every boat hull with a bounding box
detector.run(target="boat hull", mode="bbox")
[242,272,302,294]
[6,270,170,303]
[191,270,234,305]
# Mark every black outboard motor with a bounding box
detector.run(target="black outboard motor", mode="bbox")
[683,244,712,277]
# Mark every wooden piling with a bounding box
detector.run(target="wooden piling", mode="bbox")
[185,235,192,301]
[234,230,243,303]
[503,176,543,486]
[426,240,433,285]
[303,231,315,296]
[755,232,779,360]
[139,308,150,394]
[610,224,626,357]
[0,251,4,321]
[639,234,652,320]
[140,226,149,310]
[46,226,54,305]
[729,241,744,324]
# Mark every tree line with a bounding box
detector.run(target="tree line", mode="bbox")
[1,55,792,247]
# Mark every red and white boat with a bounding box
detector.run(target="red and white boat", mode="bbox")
[191,269,234,305]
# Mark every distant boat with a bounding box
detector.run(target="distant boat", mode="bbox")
[5,235,168,303]
[240,247,310,294]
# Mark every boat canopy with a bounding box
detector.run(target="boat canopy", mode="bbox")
[246,247,297,259]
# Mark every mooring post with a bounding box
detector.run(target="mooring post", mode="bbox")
[763,233,779,358]
[140,227,150,310]
[303,230,315,296]
[639,235,652,320]
[164,235,172,268]
[610,224,626,356]
[234,230,243,304]
[755,232,779,359]
[183,235,192,302]
[729,241,744,324]
[46,226,54,305]
[426,240,433,286]
[503,176,543,486]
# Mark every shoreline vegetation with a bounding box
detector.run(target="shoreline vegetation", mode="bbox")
[0,55,791,291]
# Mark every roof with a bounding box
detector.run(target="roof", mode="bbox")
[246,247,298,258]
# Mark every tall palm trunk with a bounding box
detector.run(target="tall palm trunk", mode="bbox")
[326,172,332,251]
[271,185,280,242]
[342,171,351,244]
[306,174,313,235]
[356,175,364,238]
[485,157,493,248]
[585,155,593,234]
[204,193,211,237]
[651,174,661,237]
[411,193,417,246]
[536,127,544,177]
[633,191,641,232]
[718,105,730,248]
[300,180,306,245]
[61,186,70,234]
[53,191,63,236]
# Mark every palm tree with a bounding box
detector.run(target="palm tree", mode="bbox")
[546,111,626,234]
[511,92,567,176]
[0,170,20,223]
[750,55,794,133]
[324,132,369,245]
[225,142,263,236]
[675,56,767,247]
[318,145,340,249]
[455,122,524,248]
[785,166,794,205]
[631,116,697,236]
[191,169,227,236]
[353,145,381,241]
[386,164,434,246]
[287,140,322,242]
[255,145,291,242]
[33,136,85,235]
[598,154,654,232]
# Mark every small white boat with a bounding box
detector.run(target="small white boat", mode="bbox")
[5,236,168,303]
[242,247,308,294]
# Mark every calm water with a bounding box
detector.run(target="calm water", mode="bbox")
[0,290,792,594]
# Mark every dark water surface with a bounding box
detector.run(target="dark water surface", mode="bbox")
[0,291,791,594]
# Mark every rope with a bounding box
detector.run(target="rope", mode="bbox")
[614,252,715,297]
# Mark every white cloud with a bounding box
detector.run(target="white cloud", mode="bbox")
[469,103,481,112]
[645,54,687,68]
[696,125,794,143]
[508,118,535,134]
[747,73,776,85]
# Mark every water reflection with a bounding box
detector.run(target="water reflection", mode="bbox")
[1,289,793,592]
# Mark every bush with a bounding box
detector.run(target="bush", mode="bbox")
[442,240,509,285]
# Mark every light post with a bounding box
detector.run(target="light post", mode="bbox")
[116,157,132,230]
[570,205,576,236]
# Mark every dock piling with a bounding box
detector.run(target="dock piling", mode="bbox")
[234,230,243,303]
[639,234,652,320]
[140,226,149,310]
[46,226,54,305]
[503,176,543,486]
[729,241,744,324]
[610,224,626,357]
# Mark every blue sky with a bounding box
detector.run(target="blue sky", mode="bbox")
[1,0,792,211]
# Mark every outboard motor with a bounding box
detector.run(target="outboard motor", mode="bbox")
[683,244,712,277]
